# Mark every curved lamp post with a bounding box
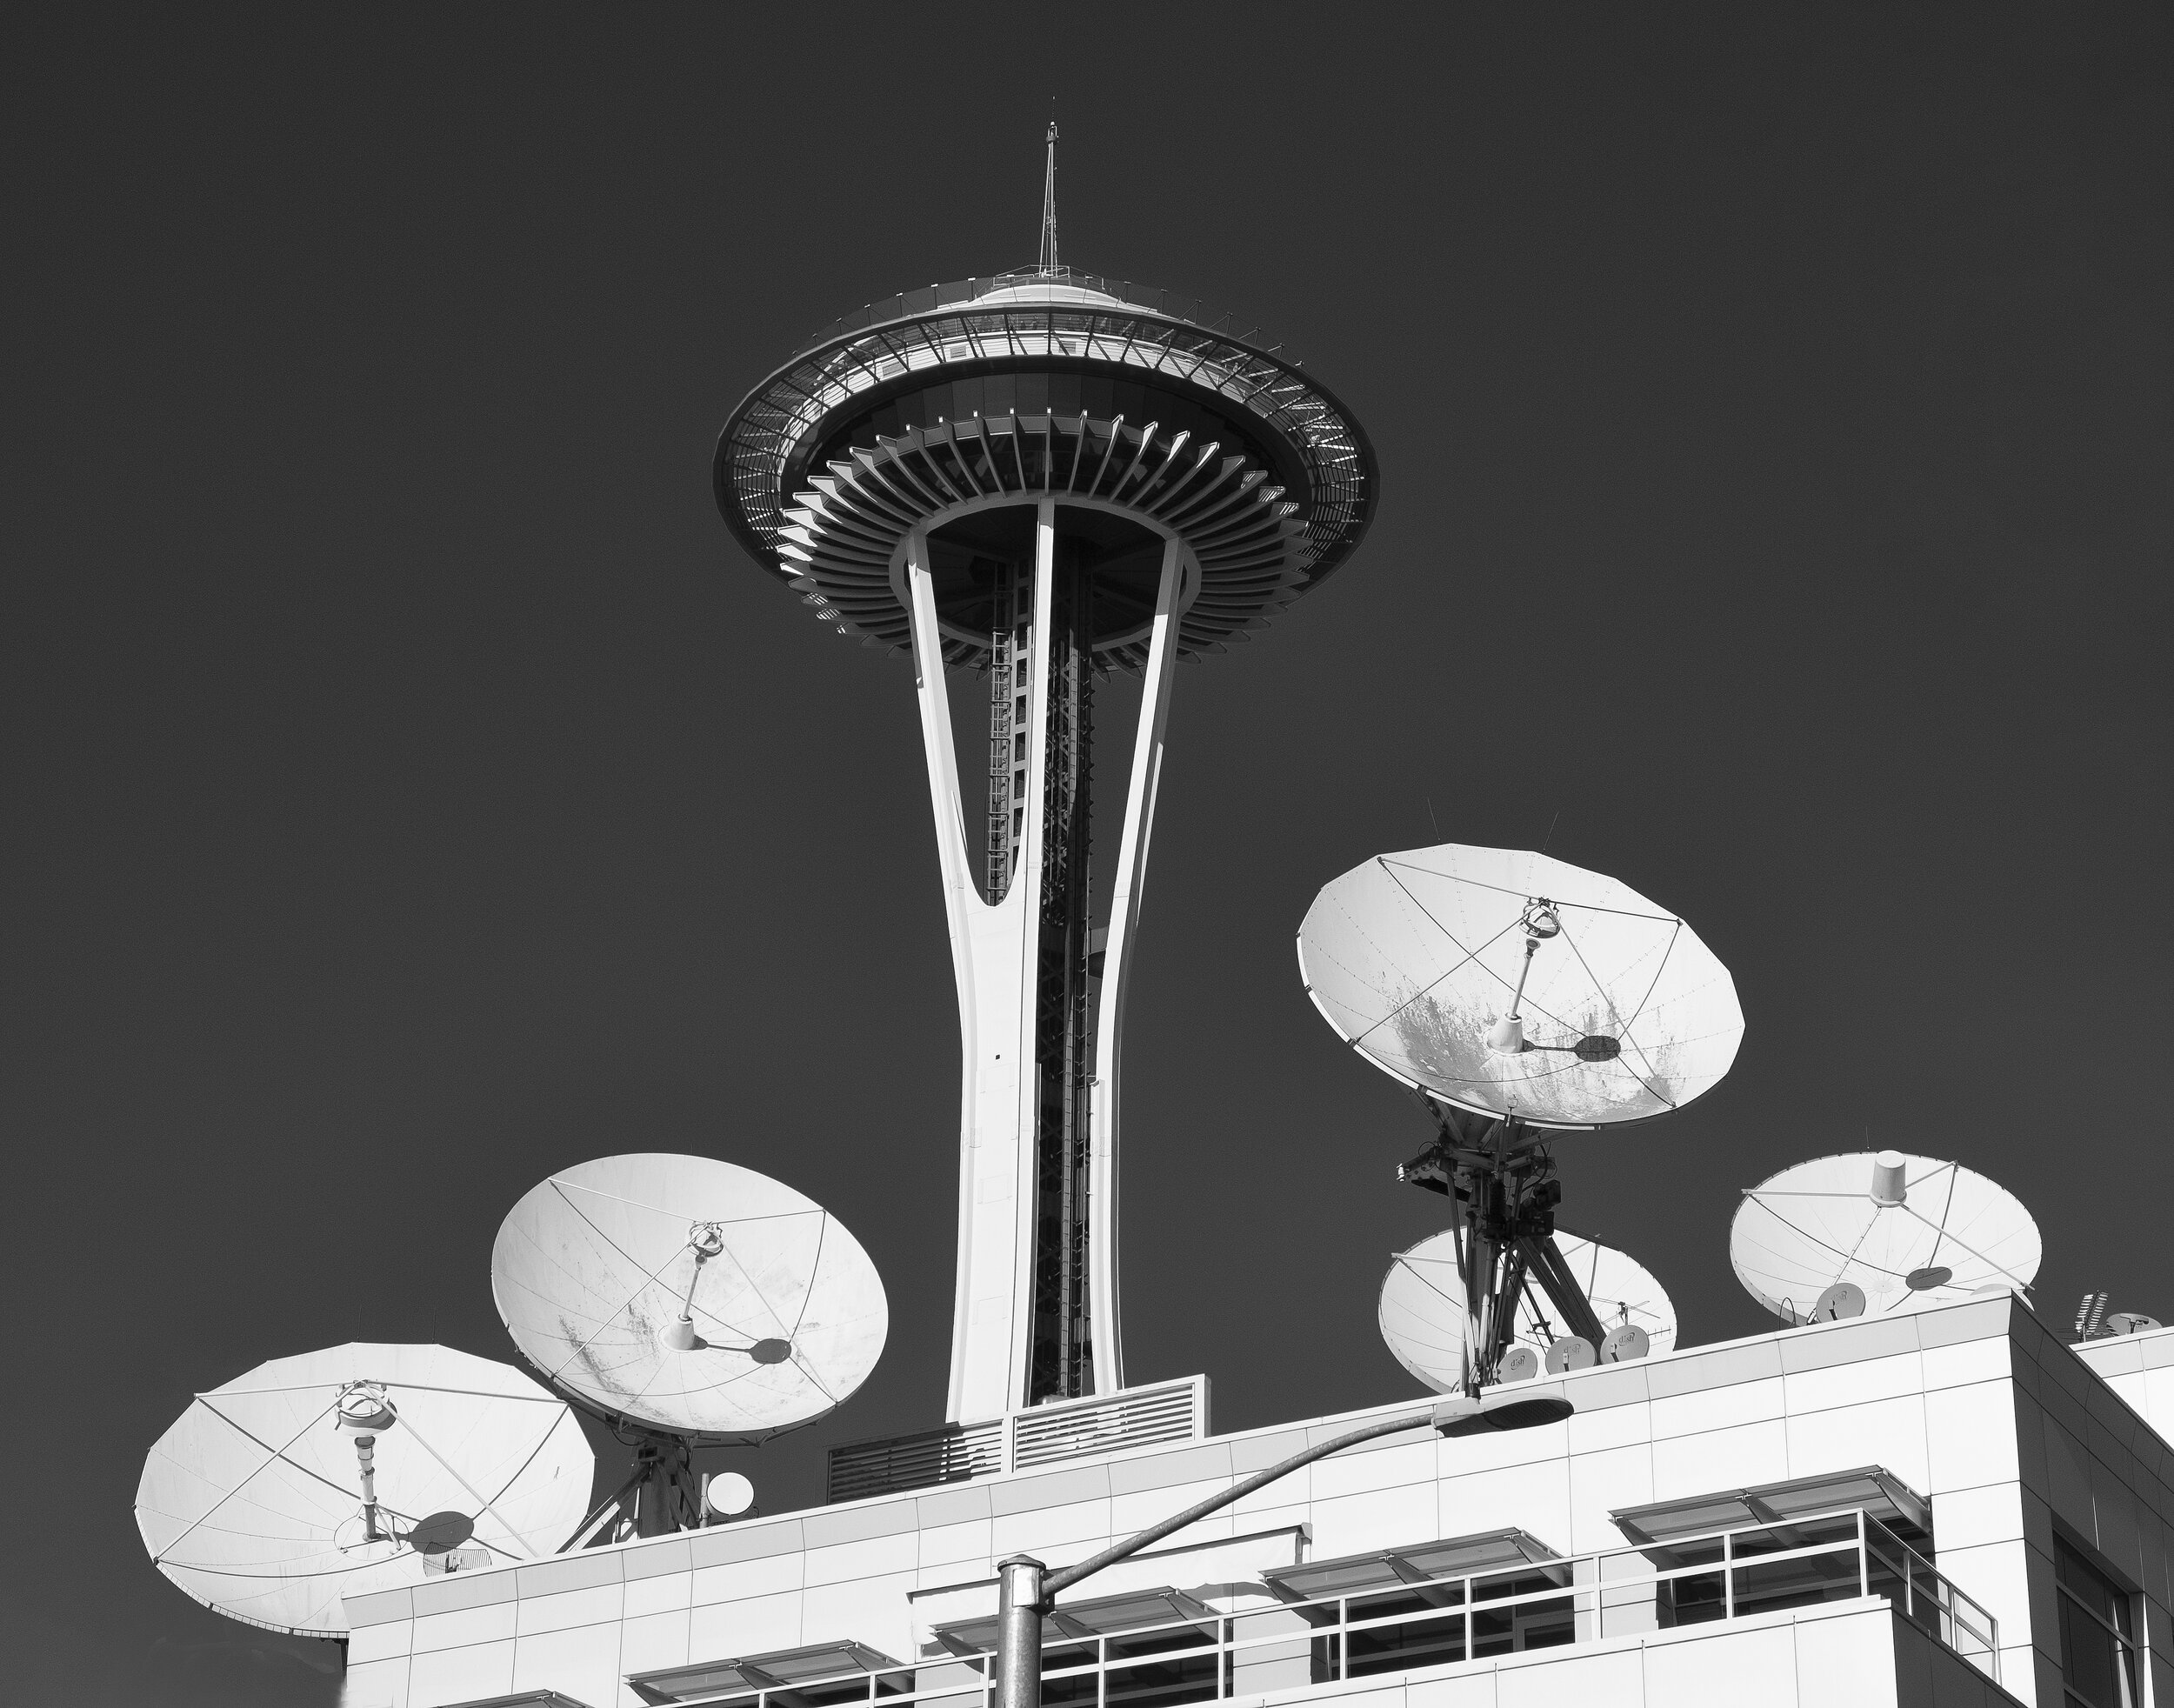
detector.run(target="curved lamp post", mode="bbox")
[991,1392,1575,1708]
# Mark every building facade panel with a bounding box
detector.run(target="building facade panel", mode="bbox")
[616,1606,691,1678]
[507,1622,624,1705]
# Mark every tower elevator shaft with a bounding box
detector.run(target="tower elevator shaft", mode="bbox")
[987,552,1095,1404]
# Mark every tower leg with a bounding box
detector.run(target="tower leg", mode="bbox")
[1086,537,1184,1398]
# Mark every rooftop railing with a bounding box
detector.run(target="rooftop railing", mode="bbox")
[645,1509,1996,1708]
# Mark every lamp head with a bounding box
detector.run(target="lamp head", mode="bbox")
[1431,1393,1574,1437]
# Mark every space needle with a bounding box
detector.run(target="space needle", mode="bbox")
[716,129,1378,1423]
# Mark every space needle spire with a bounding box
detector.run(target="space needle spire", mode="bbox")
[717,157,1377,1424]
[1037,121,1060,275]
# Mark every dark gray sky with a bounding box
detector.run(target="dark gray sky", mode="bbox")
[4,7,2168,1703]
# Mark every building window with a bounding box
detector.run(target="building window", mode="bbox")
[2054,1535,2139,1708]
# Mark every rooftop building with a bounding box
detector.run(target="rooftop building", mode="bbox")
[341,1299,2174,1708]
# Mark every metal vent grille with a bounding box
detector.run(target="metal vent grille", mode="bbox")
[825,1420,1002,1505]
[824,1377,1208,1504]
[1011,1381,1203,1469]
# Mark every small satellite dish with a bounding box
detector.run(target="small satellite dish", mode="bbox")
[492,1154,888,1443]
[1732,1151,2042,1325]
[1299,843,1744,1129]
[1544,1336,1597,1373]
[1380,1230,1677,1393]
[1812,1282,1866,1321]
[135,1344,592,1637]
[704,1471,757,1520]
[1601,1324,1650,1364]
[2105,1312,2162,1336]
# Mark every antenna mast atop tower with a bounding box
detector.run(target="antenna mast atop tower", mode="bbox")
[1038,121,1059,274]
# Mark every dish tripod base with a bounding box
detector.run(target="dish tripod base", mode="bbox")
[562,1431,706,1551]
[1397,1097,1608,1390]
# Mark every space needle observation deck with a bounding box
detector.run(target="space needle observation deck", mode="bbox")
[715,132,1378,1425]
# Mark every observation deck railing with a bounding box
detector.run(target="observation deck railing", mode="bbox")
[643,1510,1996,1708]
[799,272,1279,360]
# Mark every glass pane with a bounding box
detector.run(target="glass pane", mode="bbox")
[1864,1544,1905,1613]
[1730,1516,1859,1558]
[911,1658,986,1708]
[1651,1537,1726,1570]
[2057,1592,2131,1708]
[1225,1607,1316,1695]
[1104,1649,1221,1708]
[1106,1627,1216,1662]
[1039,1671,1100,1708]
[1470,1605,1516,1658]
[1040,1644,1098,1674]
[2055,1538,2135,1638]
[1599,1580,1662,1637]
[1515,1595,1578,1651]
[1472,1565,1571,1602]
[1657,1569,1726,1627]
[1732,1554,1865,1618]
[795,1682,877,1708]
[1348,1586,1457,1622]
[1345,1611,1466,1678]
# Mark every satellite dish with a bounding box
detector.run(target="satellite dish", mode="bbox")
[135,1343,592,1637]
[705,1471,757,1520]
[1813,1283,1866,1321]
[1545,1336,1597,1373]
[492,1154,887,1444]
[1731,1151,2042,1325]
[1380,1229,1677,1393]
[1298,843,1744,1129]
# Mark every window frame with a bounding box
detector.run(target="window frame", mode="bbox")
[2051,1531,2142,1708]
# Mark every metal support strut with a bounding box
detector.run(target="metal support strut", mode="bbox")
[1397,1100,1606,1388]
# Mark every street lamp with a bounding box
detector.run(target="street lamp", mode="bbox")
[990,1391,1574,1708]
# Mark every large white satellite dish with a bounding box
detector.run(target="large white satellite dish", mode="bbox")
[1381,1230,1677,1392]
[135,1343,592,1637]
[1298,843,1744,1129]
[492,1153,887,1444]
[1731,1150,2042,1324]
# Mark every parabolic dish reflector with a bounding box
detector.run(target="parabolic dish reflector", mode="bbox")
[135,1342,592,1637]
[1297,844,1743,1128]
[1731,1151,2042,1324]
[492,1153,887,1443]
[1380,1231,1677,1394]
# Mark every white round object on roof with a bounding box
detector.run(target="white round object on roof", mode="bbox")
[1731,1151,2042,1324]
[705,1471,756,1518]
[1379,1230,1677,1393]
[135,1342,592,1637]
[1298,844,1744,1128]
[492,1154,887,1443]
